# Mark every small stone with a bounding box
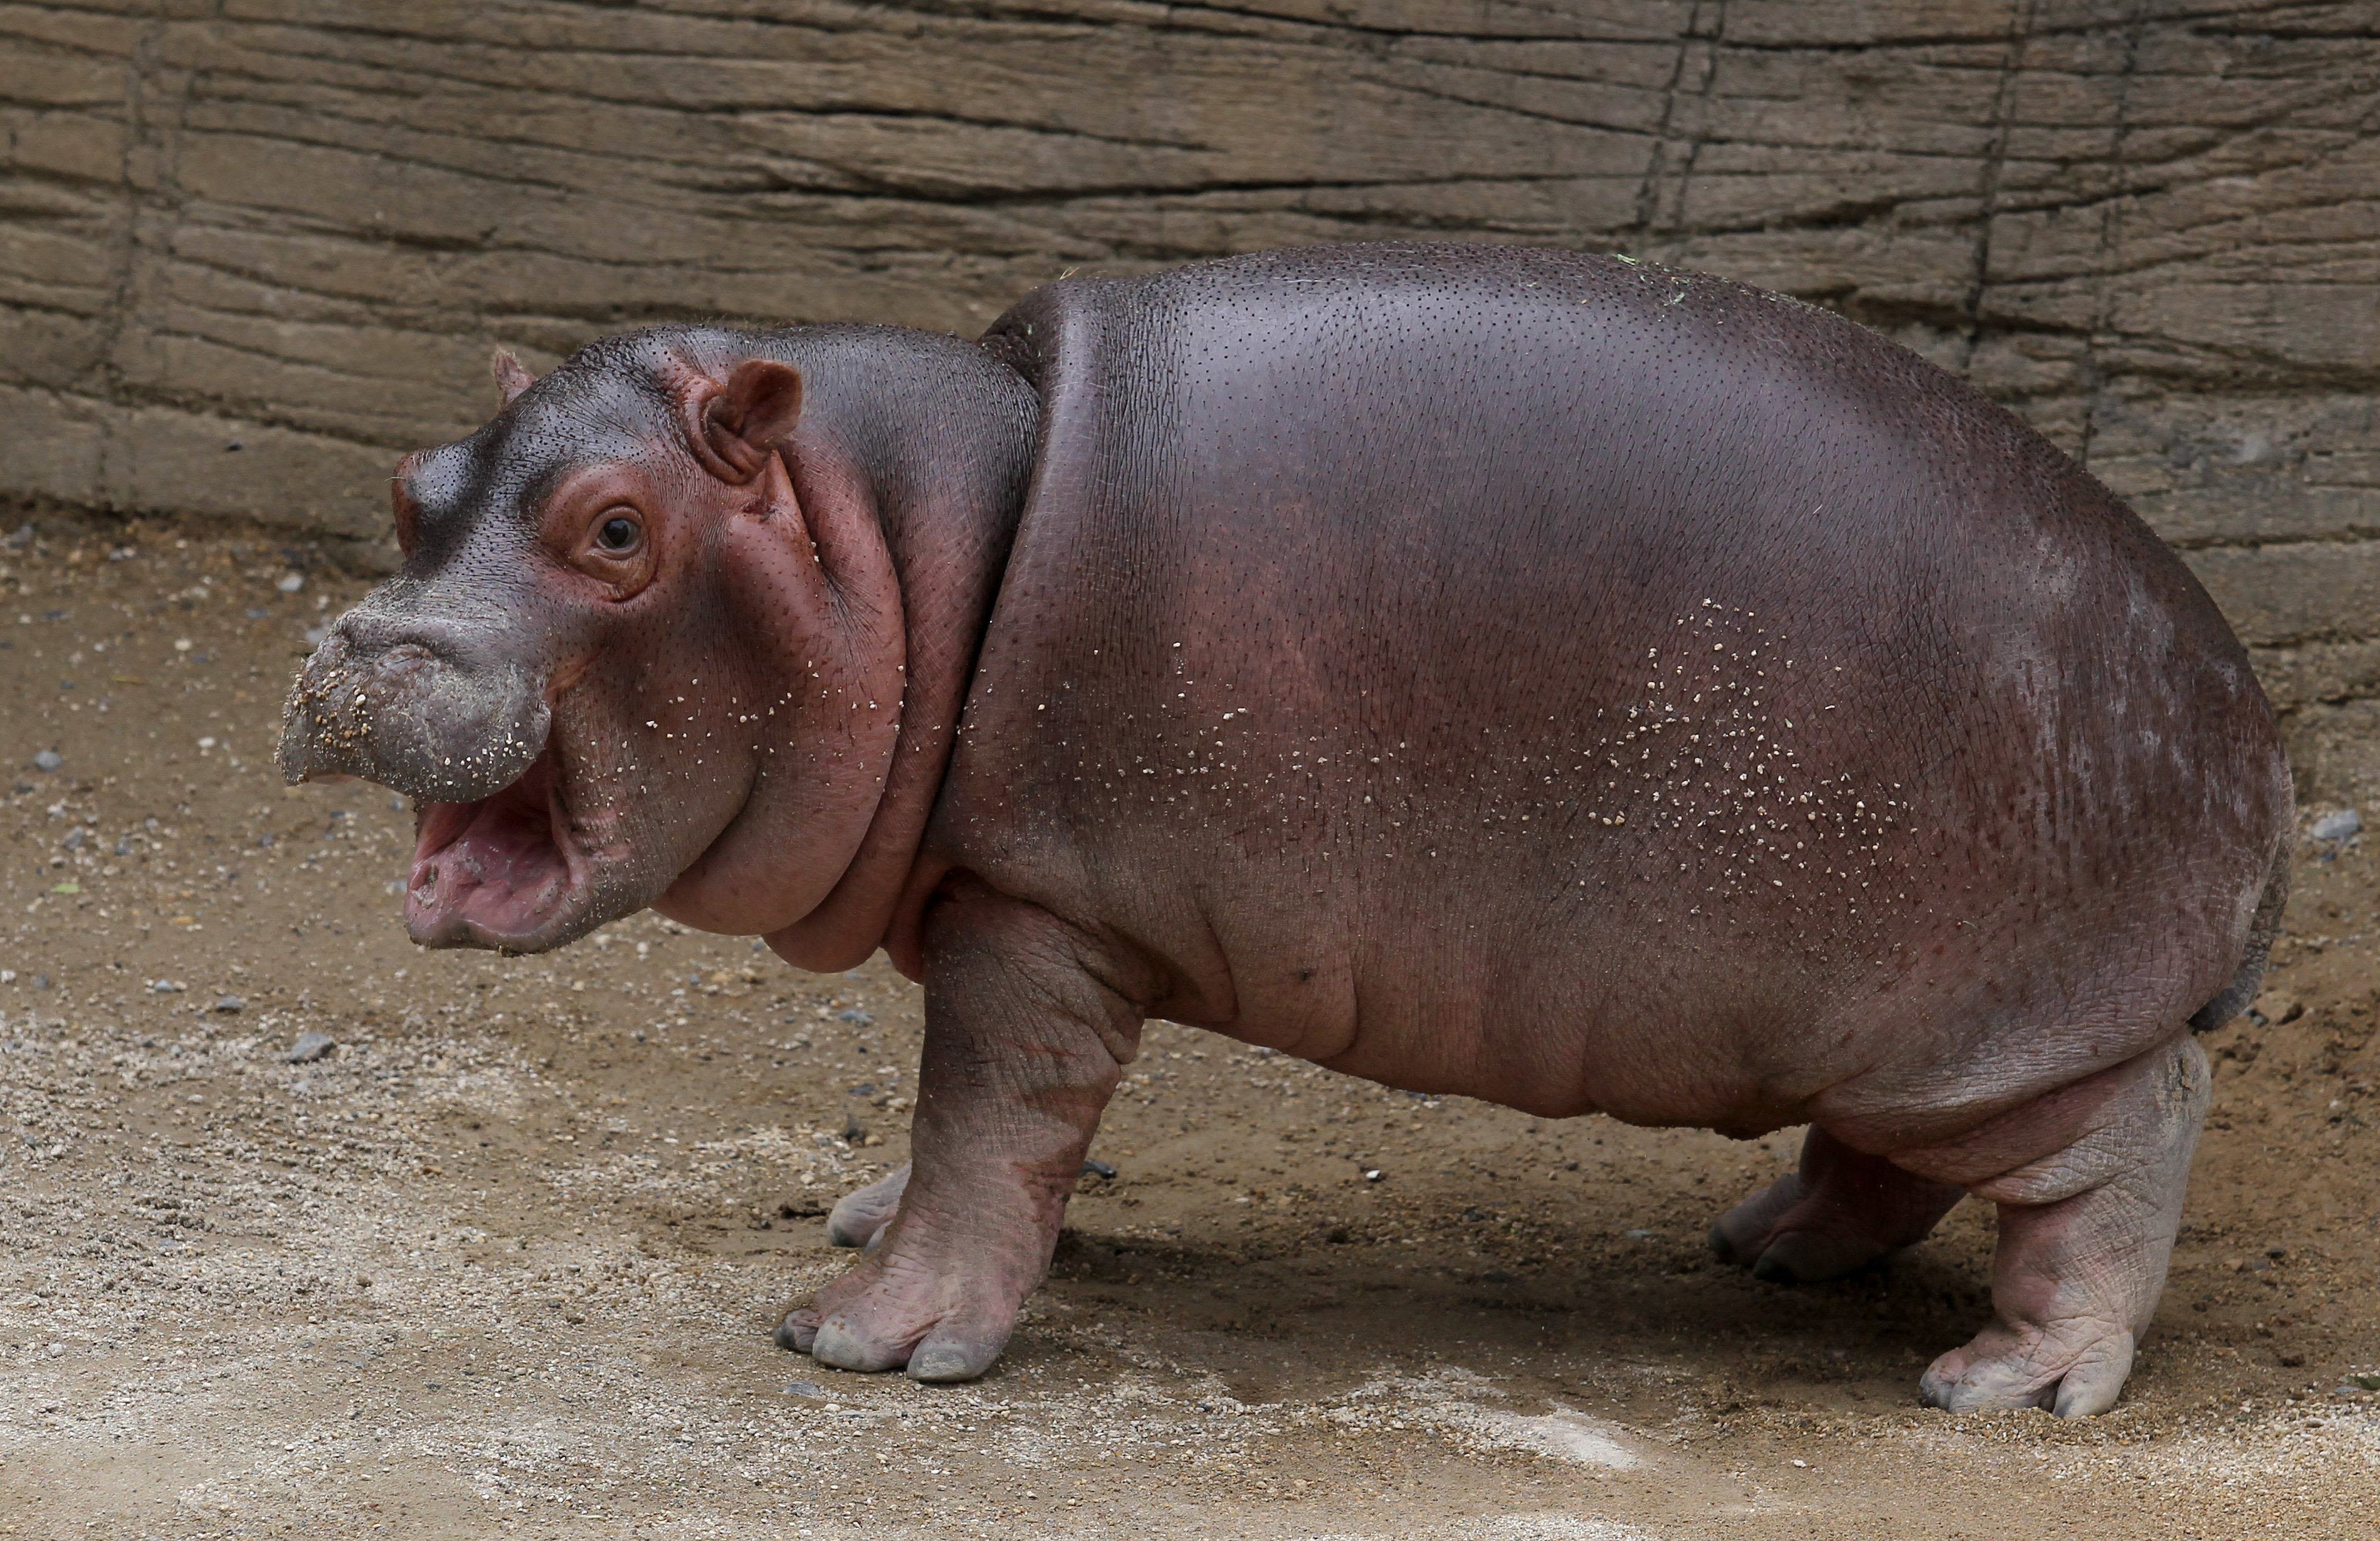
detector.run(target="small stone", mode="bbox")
[150,979,184,994]
[2251,993,2302,1026]
[276,572,305,594]
[1363,1168,1384,1182]
[783,1381,826,1399]
[836,1007,873,1025]
[285,1031,337,1063]
[2310,807,2361,844]
[31,750,60,772]
[211,996,245,1014]
[1080,1158,1117,1181]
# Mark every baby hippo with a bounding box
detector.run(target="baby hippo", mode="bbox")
[280,245,2289,1415]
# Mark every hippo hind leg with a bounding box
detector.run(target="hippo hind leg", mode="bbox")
[1710,1127,1964,1283]
[1897,1031,2209,1417]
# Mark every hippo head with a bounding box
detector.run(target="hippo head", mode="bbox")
[279,335,907,954]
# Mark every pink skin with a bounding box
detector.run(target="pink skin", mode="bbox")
[1893,1033,2212,1416]
[826,1165,908,1249]
[408,751,578,940]
[1704,1038,2208,1415]
[775,876,1139,1381]
[361,354,919,960]
[283,251,2291,1416]
[1710,1127,1966,1284]
[285,329,1055,1379]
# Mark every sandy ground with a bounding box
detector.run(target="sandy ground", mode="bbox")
[1,510,2377,1540]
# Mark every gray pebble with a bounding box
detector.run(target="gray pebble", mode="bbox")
[285,1031,337,1063]
[2311,807,2360,843]
[31,750,61,773]
[1080,1158,1118,1181]
[782,1381,825,1399]
[212,996,245,1014]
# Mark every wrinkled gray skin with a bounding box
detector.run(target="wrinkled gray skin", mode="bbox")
[282,245,2292,1416]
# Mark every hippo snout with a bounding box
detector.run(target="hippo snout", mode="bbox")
[278,608,550,804]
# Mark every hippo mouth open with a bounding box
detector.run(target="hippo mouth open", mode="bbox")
[406,745,589,950]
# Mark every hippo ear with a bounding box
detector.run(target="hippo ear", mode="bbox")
[689,359,806,485]
[491,348,537,405]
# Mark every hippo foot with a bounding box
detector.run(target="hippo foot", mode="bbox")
[1898,1032,2209,1417]
[1710,1127,1963,1283]
[1920,1317,2135,1417]
[776,880,1137,1384]
[826,1164,910,1248]
[775,1219,1038,1382]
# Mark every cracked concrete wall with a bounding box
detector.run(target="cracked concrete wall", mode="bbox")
[4,1,2377,787]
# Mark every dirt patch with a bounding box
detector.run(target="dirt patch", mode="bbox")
[1,510,2375,1539]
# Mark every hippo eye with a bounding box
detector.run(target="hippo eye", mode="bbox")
[594,513,641,554]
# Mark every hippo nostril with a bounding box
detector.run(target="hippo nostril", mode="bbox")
[283,599,550,804]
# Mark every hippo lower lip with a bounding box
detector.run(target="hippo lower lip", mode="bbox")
[406,747,582,947]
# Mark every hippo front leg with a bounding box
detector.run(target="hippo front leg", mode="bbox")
[776,880,1139,1382]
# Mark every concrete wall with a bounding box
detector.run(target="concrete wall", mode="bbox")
[6,1,2378,784]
